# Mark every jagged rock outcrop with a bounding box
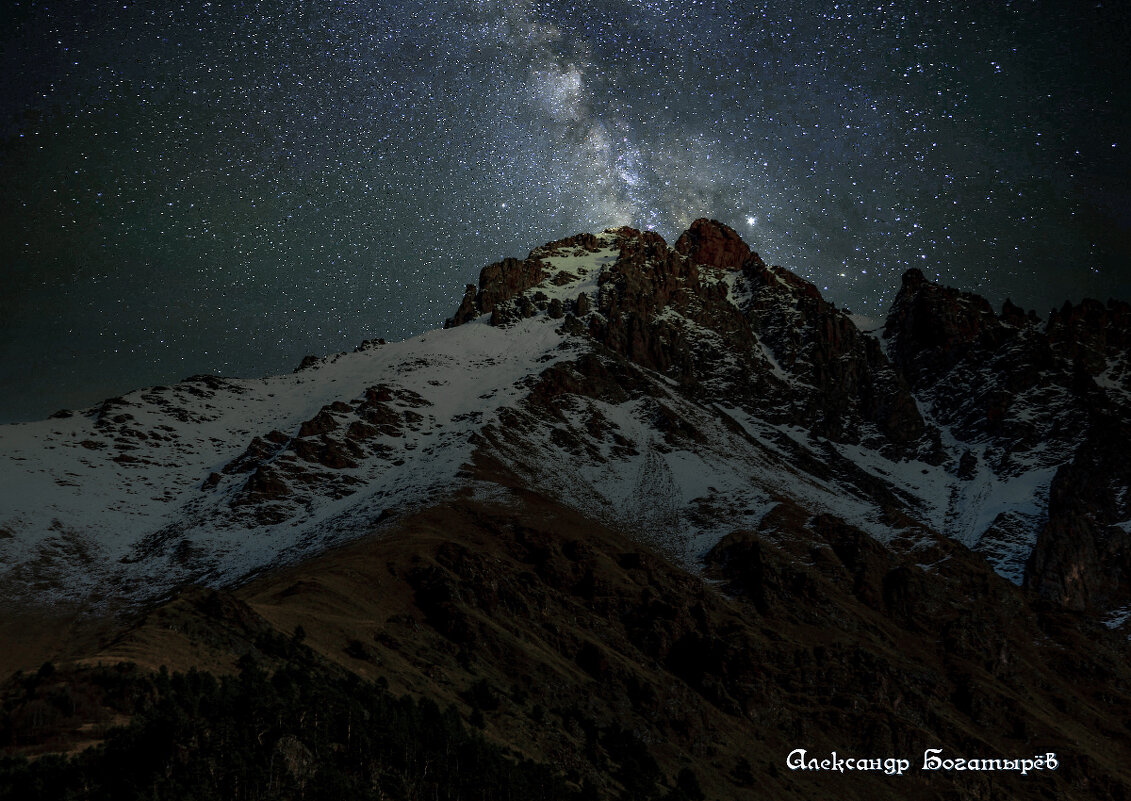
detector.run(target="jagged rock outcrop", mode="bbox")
[445,256,549,327]
[674,216,751,269]
[880,270,1130,450]
[882,268,1131,611]
[883,268,1011,390]
[1026,415,1131,610]
[738,256,928,451]
[586,226,756,383]
[444,232,608,327]
[448,219,931,458]
[883,269,1068,454]
[1046,297,1131,378]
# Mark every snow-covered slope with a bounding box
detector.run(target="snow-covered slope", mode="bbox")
[0,235,626,604]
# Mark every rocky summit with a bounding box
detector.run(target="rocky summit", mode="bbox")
[1,220,1130,800]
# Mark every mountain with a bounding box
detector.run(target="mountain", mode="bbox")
[2,220,1130,799]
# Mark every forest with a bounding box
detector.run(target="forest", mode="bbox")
[0,627,704,801]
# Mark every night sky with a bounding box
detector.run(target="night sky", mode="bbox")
[2,1,1128,423]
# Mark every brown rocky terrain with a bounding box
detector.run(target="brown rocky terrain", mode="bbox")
[5,485,1130,799]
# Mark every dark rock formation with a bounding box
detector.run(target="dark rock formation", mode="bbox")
[884,267,1131,612]
[740,257,927,450]
[444,255,548,327]
[883,268,1010,391]
[674,217,751,270]
[222,436,286,475]
[1046,297,1131,377]
[1026,415,1131,610]
[447,220,935,458]
[443,233,612,328]
[586,227,756,384]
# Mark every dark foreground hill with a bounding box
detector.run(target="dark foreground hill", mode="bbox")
[5,490,1131,799]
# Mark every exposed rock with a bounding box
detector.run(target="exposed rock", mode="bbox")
[1046,297,1131,376]
[1000,297,1039,328]
[1026,415,1131,610]
[294,355,320,372]
[363,384,394,404]
[222,436,286,475]
[883,268,1008,390]
[741,258,927,451]
[353,337,387,352]
[290,436,358,470]
[265,429,290,445]
[883,269,1131,607]
[586,230,737,381]
[445,222,933,459]
[346,420,379,441]
[238,465,290,502]
[445,256,549,327]
[448,284,479,327]
[674,217,751,270]
[298,409,340,438]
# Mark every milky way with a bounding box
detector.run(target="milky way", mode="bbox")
[1,0,1128,421]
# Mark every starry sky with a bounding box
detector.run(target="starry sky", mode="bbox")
[1,0,1128,422]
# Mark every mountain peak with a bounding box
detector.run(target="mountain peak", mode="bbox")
[446,220,758,331]
[883,265,1003,389]
[899,266,927,289]
[673,217,751,270]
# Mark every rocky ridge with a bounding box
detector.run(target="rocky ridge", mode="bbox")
[445,219,1131,618]
[882,267,1131,611]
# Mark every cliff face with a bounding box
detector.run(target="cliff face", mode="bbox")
[448,221,930,458]
[882,266,1131,611]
